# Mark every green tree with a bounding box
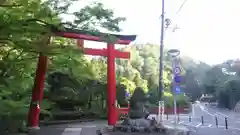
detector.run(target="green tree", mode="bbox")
[0,0,127,132]
[200,59,240,109]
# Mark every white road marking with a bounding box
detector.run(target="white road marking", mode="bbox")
[218,126,240,131]
[215,110,240,121]
[69,125,97,128]
[199,103,239,121]
[195,123,202,127]
[81,125,97,128]
[196,104,215,116]
[198,104,204,110]
[62,128,82,135]
[64,128,82,131]
[216,112,226,117]
[179,121,184,124]
[196,103,229,121]
[200,124,211,127]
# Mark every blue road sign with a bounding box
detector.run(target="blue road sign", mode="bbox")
[174,66,181,75]
[175,86,181,94]
[125,91,130,97]
[174,75,181,83]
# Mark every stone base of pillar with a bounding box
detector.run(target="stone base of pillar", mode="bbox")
[28,126,40,130]
[28,126,40,135]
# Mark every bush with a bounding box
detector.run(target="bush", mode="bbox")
[177,94,189,107]
[164,94,189,108]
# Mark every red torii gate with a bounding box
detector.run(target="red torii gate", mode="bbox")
[75,39,129,125]
[27,28,136,129]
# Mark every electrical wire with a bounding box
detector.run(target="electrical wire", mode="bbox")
[164,0,190,73]
[165,0,190,32]
[176,0,189,15]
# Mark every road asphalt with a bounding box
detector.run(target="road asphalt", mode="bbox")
[29,120,107,135]
[156,102,240,135]
[28,102,240,135]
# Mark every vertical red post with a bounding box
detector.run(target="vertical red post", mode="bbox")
[107,43,117,125]
[28,54,48,128]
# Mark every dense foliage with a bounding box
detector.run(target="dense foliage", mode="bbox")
[180,56,240,110]
[201,60,240,109]
[0,0,206,133]
[0,0,127,132]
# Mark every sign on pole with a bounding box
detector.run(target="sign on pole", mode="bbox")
[175,86,181,94]
[125,90,130,97]
[174,75,181,83]
[174,67,181,75]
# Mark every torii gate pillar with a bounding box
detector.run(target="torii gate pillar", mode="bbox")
[107,43,117,125]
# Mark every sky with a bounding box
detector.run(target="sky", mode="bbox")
[67,0,240,65]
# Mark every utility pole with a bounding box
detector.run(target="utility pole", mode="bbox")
[159,0,165,100]
[157,0,187,124]
[158,0,165,124]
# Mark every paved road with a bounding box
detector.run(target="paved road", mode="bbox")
[34,102,240,135]
[35,121,106,135]
[164,102,240,135]
[195,103,240,129]
[148,102,240,135]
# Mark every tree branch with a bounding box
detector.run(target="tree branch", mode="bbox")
[0,4,22,7]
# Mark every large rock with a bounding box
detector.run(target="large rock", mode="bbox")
[128,87,150,119]
[97,124,191,135]
[128,106,148,119]
[117,87,153,130]
[97,123,192,135]
[121,117,157,128]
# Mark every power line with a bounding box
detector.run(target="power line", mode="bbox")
[165,0,190,32]
[176,0,189,15]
